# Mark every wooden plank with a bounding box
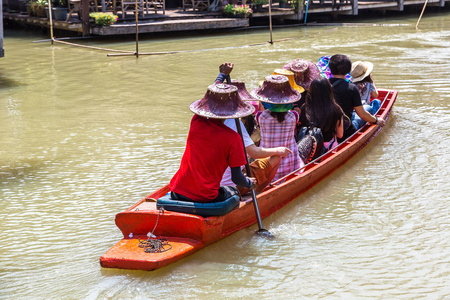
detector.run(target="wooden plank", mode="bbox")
[91,18,249,35]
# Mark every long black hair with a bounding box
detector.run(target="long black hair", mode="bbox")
[269,111,287,123]
[305,77,344,135]
[354,75,373,96]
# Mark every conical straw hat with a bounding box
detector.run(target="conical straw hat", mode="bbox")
[189,84,255,119]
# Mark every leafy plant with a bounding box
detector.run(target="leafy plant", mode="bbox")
[223,4,253,17]
[29,0,48,17]
[252,0,268,5]
[89,12,119,26]
[291,0,303,13]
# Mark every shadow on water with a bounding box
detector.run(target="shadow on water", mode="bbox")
[0,75,25,89]
[0,158,45,183]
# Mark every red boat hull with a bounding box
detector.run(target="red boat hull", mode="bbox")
[100,89,398,271]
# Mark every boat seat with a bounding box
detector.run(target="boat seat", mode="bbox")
[156,194,240,217]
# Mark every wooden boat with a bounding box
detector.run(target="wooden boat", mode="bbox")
[100,89,398,271]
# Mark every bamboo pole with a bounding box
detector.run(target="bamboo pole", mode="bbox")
[268,0,273,44]
[135,0,139,57]
[48,0,54,44]
[415,0,428,30]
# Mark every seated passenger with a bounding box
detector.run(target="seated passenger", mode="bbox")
[251,75,304,183]
[350,61,382,130]
[299,77,344,157]
[214,62,292,194]
[169,84,257,203]
[317,55,353,82]
[328,54,385,142]
[281,58,321,109]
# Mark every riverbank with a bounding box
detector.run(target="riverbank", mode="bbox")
[3,0,449,37]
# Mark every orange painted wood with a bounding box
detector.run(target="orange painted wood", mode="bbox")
[100,89,398,271]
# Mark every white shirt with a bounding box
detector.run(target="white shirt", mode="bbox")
[220,119,254,186]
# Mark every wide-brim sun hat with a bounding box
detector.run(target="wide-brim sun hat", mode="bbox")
[190,84,255,119]
[250,75,301,104]
[230,79,257,101]
[282,59,321,90]
[229,79,260,113]
[350,61,373,83]
[272,69,305,93]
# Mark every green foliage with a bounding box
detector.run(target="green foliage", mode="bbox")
[223,4,253,17]
[252,0,268,5]
[89,12,119,26]
[291,0,302,13]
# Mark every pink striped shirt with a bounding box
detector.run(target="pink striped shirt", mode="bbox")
[257,110,303,183]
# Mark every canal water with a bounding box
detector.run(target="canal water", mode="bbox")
[1,11,449,299]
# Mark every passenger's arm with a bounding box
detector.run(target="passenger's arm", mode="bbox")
[214,62,234,84]
[354,106,386,126]
[370,84,379,99]
[336,116,344,139]
[246,144,292,159]
[231,167,256,188]
[369,74,379,98]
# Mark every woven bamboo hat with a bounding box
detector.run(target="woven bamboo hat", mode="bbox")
[229,79,258,101]
[273,69,305,93]
[189,84,255,119]
[350,61,373,83]
[250,75,301,104]
[282,59,321,90]
[229,79,259,112]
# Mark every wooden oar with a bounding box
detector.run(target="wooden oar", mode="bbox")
[226,75,274,238]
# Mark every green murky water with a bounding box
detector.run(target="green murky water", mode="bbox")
[1,11,449,299]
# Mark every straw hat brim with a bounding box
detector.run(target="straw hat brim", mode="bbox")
[249,88,301,104]
[351,61,373,83]
[189,99,255,119]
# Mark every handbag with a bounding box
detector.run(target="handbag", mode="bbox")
[296,125,324,163]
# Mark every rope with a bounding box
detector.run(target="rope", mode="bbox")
[107,38,294,56]
[137,207,173,253]
[53,40,135,53]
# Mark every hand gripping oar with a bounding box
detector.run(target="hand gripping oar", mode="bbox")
[234,119,274,238]
[226,75,274,239]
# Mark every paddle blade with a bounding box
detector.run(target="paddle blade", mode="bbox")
[256,228,275,239]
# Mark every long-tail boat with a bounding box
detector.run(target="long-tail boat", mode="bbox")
[100,89,398,271]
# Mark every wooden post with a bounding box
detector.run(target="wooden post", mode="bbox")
[135,0,139,57]
[81,0,90,36]
[268,0,273,44]
[352,0,358,15]
[48,0,54,43]
[397,0,403,11]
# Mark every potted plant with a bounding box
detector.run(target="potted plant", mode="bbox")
[223,4,252,17]
[49,0,68,20]
[30,0,48,17]
[89,12,119,26]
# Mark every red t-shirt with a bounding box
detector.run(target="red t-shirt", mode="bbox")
[169,115,247,202]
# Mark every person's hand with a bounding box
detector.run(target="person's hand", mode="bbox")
[219,62,233,76]
[376,117,386,127]
[277,147,292,158]
[248,177,257,189]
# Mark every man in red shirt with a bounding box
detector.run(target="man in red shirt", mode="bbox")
[169,84,257,203]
